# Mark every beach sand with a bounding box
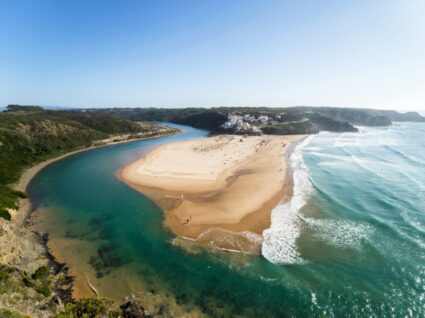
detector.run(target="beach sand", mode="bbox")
[120,134,305,253]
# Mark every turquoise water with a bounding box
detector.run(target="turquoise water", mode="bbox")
[29,123,425,317]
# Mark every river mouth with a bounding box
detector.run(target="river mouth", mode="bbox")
[28,123,425,317]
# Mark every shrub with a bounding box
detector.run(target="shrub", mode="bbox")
[0,265,16,280]
[55,298,120,318]
[30,266,52,297]
[35,283,51,297]
[31,266,50,280]
[0,309,30,318]
[0,209,12,220]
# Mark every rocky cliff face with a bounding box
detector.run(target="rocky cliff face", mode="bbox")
[0,216,68,318]
[0,218,46,273]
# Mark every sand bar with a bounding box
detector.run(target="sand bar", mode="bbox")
[120,134,305,252]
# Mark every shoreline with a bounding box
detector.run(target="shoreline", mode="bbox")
[169,136,305,256]
[119,134,306,253]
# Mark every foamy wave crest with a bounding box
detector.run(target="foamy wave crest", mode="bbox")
[307,218,374,249]
[261,136,315,264]
[196,227,263,254]
[173,227,263,255]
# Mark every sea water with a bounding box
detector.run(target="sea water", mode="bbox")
[29,122,425,317]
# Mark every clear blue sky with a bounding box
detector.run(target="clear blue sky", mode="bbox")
[1,0,424,111]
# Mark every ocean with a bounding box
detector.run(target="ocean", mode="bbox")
[29,122,425,317]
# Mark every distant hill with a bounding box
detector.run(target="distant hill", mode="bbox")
[87,106,425,135]
[0,105,175,220]
[377,110,425,122]
[284,107,391,126]
[286,106,425,125]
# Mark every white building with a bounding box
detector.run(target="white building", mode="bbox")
[258,115,269,124]
[222,113,263,134]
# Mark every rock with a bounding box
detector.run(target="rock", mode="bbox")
[120,300,152,318]
[0,218,47,273]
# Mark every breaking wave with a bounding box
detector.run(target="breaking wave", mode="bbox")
[261,133,378,264]
[261,136,315,264]
[307,218,374,249]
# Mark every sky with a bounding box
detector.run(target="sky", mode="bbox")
[0,0,424,111]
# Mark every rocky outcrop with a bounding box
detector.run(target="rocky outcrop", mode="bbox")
[120,300,153,318]
[0,218,47,274]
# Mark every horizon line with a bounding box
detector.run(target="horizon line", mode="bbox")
[2,103,424,114]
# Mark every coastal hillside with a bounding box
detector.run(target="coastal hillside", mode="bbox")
[87,106,425,134]
[284,106,425,125]
[0,105,176,221]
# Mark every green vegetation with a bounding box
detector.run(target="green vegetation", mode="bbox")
[5,105,44,112]
[0,209,12,220]
[90,106,425,135]
[0,264,16,282]
[0,264,55,315]
[85,107,228,131]
[55,298,120,318]
[31,265,50,280]
[285,106,425,124]
[2,265,52,298]
[31,266,52,297]
[55,298,152,318]
[0,309,29,318]
[0,265,151,318]
[0,105,175,220]
[262,120,319,135]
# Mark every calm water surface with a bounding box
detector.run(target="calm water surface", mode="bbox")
[29,123,425,317]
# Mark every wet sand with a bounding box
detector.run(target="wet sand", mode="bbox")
[120,135,305,252]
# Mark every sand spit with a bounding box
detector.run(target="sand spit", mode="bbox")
[120,134,305,253]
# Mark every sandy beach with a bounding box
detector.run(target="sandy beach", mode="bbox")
[120,134,305,253]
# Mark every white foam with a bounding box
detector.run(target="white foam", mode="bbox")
[261,136,315,264]
[399,207,425,237]
[175,227,264,254]
[306,218,374,249]
[196,227,264,248]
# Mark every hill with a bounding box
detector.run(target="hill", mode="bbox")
[285,106,425,125]
[87,106,425,134]
[0,105,176,220]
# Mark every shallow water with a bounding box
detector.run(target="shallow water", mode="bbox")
[29,123,425,317]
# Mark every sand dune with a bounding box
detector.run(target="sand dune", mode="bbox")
[119,134,305,252]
